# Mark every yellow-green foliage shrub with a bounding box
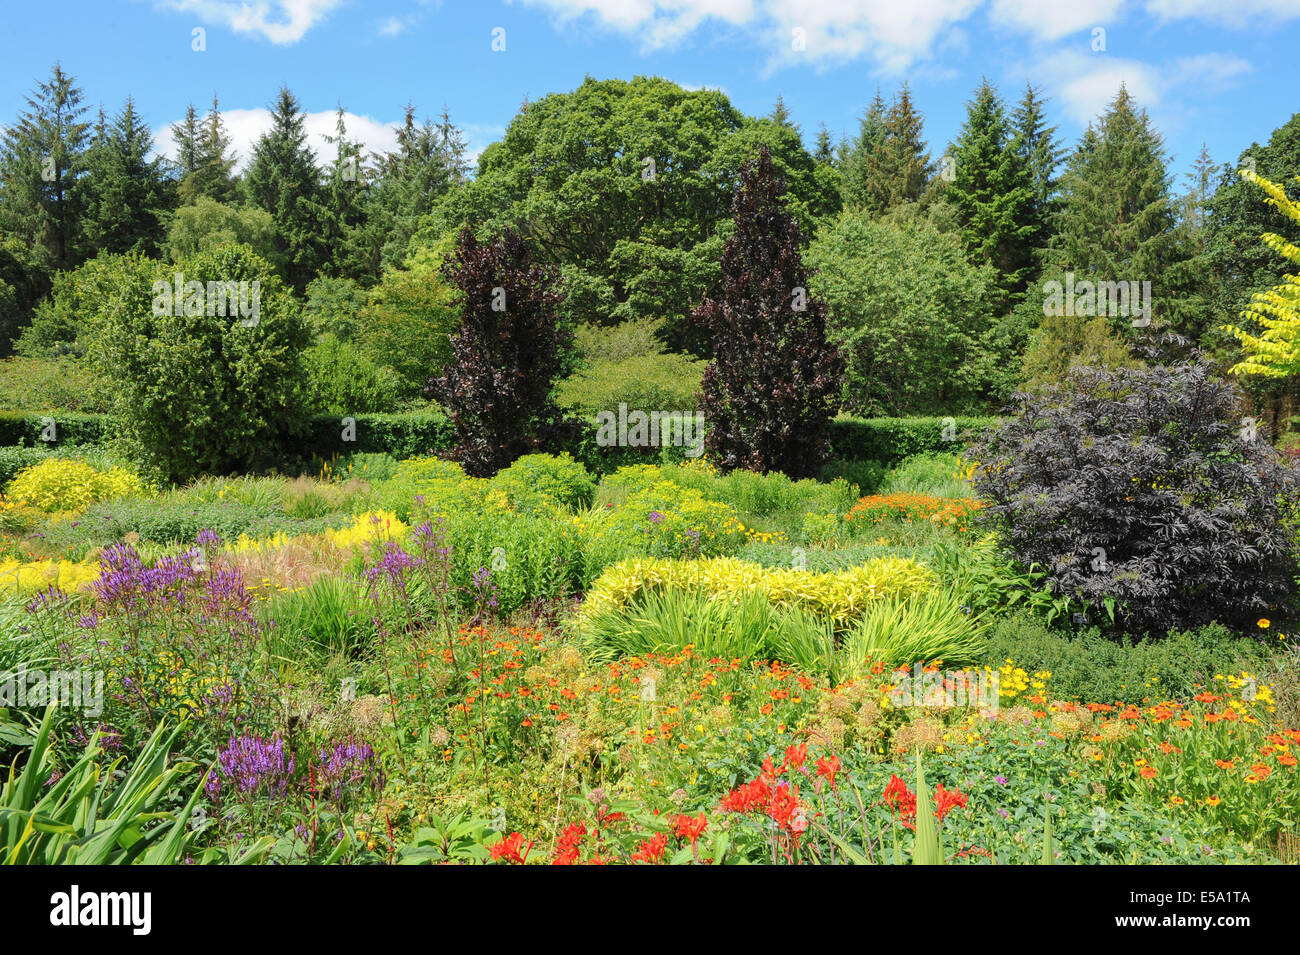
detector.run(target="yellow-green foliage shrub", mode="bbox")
[0,556,103,593]
[577,554,936,628]
[372,456,489,519]
[7,459,146,513]
[489,453,596,513]
[586,479,748,558]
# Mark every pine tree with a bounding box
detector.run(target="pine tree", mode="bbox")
[946,79,1037,305]
[81,96,172,256]
[0,63,92,272]
[694,146,844,477]
[244,85,324,291]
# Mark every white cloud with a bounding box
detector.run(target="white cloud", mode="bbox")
[1144,0,1300,28]
[516,0,755,48]
[516,0,1300,74]
[989,0,1129,42]
[1166,52,1252,89]
[1023,47,1249,128]
[377,15,415,37]
[157,0,344,45]
[764,0,983,74]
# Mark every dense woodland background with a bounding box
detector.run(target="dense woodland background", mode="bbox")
[2,68,1299,437]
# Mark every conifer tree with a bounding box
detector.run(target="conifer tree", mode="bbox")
[0,63,91,271]
[946,79,1037,304]
[840,89,886,210]
[320,106,369,280]
[769,95,799,134]
[1047,86,1177,284]
[244,85,324,290]
[82,96,172,255]
[171,103,202,182]
[1010,82,1062,259]
[813,123,835,166]
[181,95,237,204]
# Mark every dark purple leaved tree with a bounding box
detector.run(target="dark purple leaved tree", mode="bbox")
[430,226,572,476]
[693,146,844,477]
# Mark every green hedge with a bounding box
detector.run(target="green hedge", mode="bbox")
[828,415,999,464]
[0,411,113,448]
[0,409,1000,473]
[302,411,456,461]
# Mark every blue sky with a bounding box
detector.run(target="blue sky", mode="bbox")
[2,1,1298,184]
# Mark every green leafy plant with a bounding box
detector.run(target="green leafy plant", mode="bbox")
[1,707,272,864]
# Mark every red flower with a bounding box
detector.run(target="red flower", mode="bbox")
[816,754,841,788]
[720,777,771,814]
[780,743,808,773]
[882,774,917,821]
[552,822,587,865]
[934,783,968,821]
[767,783,802,831]
[673,812,708,845]
[489,832,531,865]
[631,832,669,863]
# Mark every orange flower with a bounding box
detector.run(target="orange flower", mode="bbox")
[1140,767,1158,779]
[1205,796,1221,806]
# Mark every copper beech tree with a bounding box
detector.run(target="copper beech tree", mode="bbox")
[693,146,844,477]
[430,226,573,476]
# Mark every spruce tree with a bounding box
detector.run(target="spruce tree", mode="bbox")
[1048,86,1177,281]
[946,79,1037,304]
[768,95,799,134]
[171,103,203,181]
[244,85,324,291]
[813,123,835,166]
[840,89,886,210]
[0,63,91,272]
[694,146,844,477]
[363,104,466,271]
[320,106,369,280]
[82,96,172,256]
[1010,82,1062,260]
[182,95,237,204]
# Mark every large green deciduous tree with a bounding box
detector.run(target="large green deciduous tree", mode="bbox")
[808,210,997,416]
[420,76,837,340]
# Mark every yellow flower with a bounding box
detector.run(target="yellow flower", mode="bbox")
[1258,618,1270,629]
